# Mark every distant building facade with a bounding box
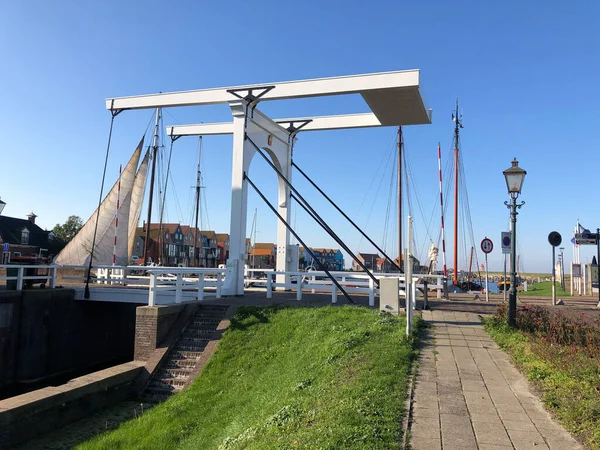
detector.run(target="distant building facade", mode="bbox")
[299,247,344,271]
[250,243,276,269]
[0,212,56,263]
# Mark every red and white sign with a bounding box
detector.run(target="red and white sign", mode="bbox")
[481,237,493,254]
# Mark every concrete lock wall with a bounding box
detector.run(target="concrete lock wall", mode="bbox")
[0,289,138,398]
[0,361,144,449]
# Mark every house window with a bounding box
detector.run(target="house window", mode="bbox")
[21,229,29,245]
[166,233,170,239]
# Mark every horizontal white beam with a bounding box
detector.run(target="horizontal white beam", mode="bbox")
[106,69,420,109]
[167,113,383,137]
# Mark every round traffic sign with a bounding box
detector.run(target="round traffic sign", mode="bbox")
[481,237,493,254]
[502,235,511,247]
[548,231,562,247]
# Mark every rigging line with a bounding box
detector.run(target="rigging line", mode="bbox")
[357,143,396,251]
[402,150,422,264]
[290,192,379,285]
[459,155,481,276]
[245,172,355,304]
[159,138,175,229]
[85,108,121,299]
[292,161,401,271]
[342,133,396,241]
[169,175,186,224]
[382,148,397,251]
[163,108,182,125]
[247,136,380,285]
[202,180,211,230]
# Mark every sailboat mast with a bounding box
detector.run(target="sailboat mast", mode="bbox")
[112,164,122,266]
[251,208,257,269]
[193,137,202,267]
[143,108,161,265]
[397,126,403,272]
[467,246,474,287]
[452,99,461,285]
[438,143,448,278]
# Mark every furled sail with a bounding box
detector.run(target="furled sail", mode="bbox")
[55,137,144,266]
[127,149,150,260]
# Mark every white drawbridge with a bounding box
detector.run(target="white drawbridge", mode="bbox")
[105,70,431,296]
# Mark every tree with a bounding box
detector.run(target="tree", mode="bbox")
[52,215,83,244]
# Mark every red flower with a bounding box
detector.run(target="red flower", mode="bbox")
[573,347,578,352]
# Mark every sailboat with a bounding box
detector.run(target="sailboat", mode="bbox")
[55,138,150,266]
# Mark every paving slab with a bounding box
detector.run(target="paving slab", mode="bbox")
[408,306,583,450]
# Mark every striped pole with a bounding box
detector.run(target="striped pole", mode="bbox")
[112,164,122,266]
[438,143,448,278]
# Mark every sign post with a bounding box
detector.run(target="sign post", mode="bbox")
[597,228,600,308]
[481,237,493,302]
[548,232,562,306]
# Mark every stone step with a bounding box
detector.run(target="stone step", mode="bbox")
[189,318,221,326]
[169,349,203,360]
[181,325,215,336]
[174,343,208,353]
[199,305,229,311]
[178,337,210,346]
[150,377,186,389]
[193,310,227,318]
[157,367,193,379]
[164,358,198,369]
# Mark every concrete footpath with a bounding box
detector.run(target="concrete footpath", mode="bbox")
[410,309,582,450]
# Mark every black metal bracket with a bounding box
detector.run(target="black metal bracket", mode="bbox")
[276,119,313,135]
[504,200,525,210]
[108,99,124,118]
[227,85,276,105]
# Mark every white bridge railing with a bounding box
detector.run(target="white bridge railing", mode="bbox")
[2,264,443,306]
[245,269,444,305]
[0,264,226,306]
[0,265,58,290]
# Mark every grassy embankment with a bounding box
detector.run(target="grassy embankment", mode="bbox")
[484,306,600,448]
[519,281,571,297]
[79,306,420,449]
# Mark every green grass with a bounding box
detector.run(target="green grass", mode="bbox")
[519,281,571,297]
[79,306,420,449]
[484,318,600,449]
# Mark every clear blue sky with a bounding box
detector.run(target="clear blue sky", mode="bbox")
[1,0,599,272]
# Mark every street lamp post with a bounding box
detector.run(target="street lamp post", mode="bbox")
[503,158,527,327]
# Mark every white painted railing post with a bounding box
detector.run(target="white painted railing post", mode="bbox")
[331,283,337,304]
[266,273,273,299]
[311,274,316,294]
[16,267,23,290]
[216,272,222,299]
[175,273,183,304]
[369,277,375,307]
[49,266,57,289]
[296,276,302,301]
[148,272,157,306]
[412,278,417,310]
[197,272,205,301]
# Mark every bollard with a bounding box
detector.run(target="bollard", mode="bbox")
[423,280,429,310]
[443,277,449,299]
